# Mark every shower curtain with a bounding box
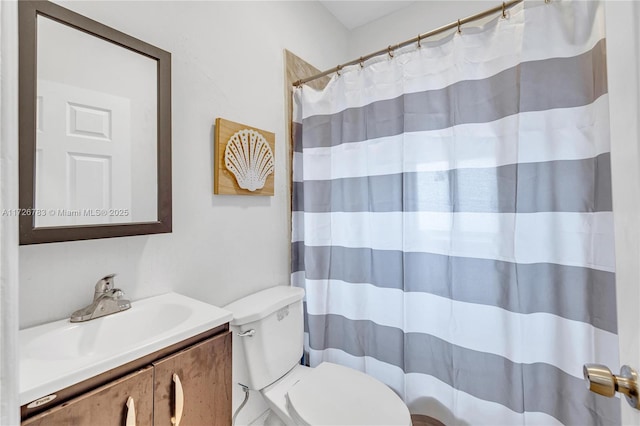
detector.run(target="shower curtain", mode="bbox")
[292,1,619,424]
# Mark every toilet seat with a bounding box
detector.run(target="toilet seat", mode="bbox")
[285,362,411,426]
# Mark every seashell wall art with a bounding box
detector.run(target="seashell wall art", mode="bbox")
[214,118,275,196]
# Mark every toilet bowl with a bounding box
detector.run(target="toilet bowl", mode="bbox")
[224,286,411,426]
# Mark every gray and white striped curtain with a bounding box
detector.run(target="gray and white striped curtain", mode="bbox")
[292,1,619,424]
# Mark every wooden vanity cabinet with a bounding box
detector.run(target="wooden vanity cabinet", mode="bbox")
[154,332,232,425]
[22,366,154,426]
[21,329,232,426]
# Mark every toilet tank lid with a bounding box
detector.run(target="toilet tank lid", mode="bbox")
[223,286,305,326]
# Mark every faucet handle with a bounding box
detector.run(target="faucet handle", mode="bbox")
[107,288,125,299]
[94,274,117,300]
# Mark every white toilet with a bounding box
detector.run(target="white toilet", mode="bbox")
[224,285,411,426]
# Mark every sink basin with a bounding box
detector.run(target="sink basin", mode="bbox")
[20,292,232,406]
[23,302,192,361]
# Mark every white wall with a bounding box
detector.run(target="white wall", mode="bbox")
[19,0,349,328]
[348,1,496,58]
[12,1,640,425]
[15,2,348,424]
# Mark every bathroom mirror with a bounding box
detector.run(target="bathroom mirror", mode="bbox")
[18,0,171,244]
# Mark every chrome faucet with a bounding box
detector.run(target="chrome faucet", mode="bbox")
[70,274,131,322]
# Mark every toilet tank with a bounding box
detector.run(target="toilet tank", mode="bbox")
[224,286,305,390]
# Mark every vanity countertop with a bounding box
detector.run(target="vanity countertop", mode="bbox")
[19,292,232,406]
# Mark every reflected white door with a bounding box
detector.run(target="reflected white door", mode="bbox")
[35,80,131,226]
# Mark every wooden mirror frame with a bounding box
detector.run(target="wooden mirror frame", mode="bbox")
[18,0,172,244]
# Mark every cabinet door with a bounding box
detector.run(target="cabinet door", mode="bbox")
[22,366,154,426]
[153,331,232,426]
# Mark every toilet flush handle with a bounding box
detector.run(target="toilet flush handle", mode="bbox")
[237,329,256,337]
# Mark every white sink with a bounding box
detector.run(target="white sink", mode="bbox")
[20,292,232,406]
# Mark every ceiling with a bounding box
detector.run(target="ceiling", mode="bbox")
[319,1,417,30]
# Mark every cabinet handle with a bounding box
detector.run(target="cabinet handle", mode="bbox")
[125,396,136,426]
[171,373,184,426]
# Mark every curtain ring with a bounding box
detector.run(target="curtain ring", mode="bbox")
[388,45,394,58]
[336,64,342,77]
[502,2,506,18]
[359,57,364,69]
[457,19,462,34]
[417,34,422,48]
[544,0,551,3]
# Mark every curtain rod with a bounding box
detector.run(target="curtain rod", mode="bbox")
[293,0,525,87]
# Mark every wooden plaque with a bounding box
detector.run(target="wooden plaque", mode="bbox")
[214,118,275,196]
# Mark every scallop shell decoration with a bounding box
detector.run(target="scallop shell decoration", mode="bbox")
[224,129,274,191]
